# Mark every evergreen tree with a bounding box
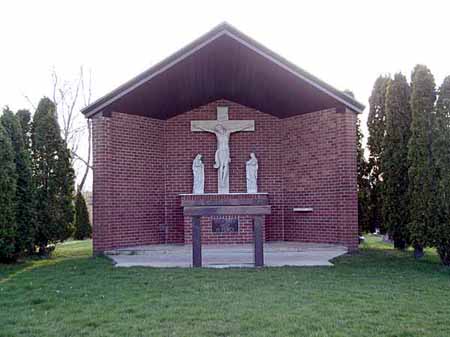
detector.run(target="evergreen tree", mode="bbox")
[432,76,450,265]
[343,89,371,233]
[408,65,436,259]
[0,122,17,262]
[382,74,411,249]
[1,108,34,255]
[32,97,75,254]
[367,76,390,233]
[73,191,92,240]
[357,115,371,232]
[16,109,31,149]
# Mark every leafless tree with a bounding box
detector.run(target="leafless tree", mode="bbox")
[52,66,93,192]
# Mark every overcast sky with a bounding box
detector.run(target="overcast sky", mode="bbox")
[1,0,449,189]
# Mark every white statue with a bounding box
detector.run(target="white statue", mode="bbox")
[192,154,204,194]
[212,124,232,193]
[246,153,258,193]
[191,107,255,193]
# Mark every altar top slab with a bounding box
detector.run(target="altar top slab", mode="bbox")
[179,192,268,196]
[180,193,269,207]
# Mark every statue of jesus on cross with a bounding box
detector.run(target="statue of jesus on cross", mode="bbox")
[191,106,255,193]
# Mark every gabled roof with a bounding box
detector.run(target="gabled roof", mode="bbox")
[82,22,365,119]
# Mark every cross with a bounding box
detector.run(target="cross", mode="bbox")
[191,106,255,193]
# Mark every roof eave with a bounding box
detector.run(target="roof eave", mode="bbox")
[81,23,365,118]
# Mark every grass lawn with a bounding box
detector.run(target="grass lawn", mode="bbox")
[1,236,450,337]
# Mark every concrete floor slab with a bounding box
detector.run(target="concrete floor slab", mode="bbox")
[106,242,348,268]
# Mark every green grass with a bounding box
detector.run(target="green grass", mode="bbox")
[1,236,450,337]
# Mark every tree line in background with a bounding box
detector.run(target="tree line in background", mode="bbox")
[0,98,91,262]
[358,64,450,265]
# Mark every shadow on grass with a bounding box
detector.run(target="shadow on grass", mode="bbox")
[2,236,450,284]
[332,235,450,278]
[0,239,94,284]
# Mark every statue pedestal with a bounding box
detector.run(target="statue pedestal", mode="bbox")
[180,193,271,267]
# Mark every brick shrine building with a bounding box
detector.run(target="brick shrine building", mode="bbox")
[82,23,365,255]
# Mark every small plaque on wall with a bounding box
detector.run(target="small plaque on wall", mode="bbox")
[212,217,239,233]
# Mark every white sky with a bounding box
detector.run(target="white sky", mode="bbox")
[1,0,449,190]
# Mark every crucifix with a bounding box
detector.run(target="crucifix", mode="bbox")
[191,106,255,193]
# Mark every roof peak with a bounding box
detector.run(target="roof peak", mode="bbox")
[82,23,364,118]
[214,21,235,30]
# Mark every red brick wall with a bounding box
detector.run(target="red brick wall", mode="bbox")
[336,110,358,251]
[281,108,358,250]
[92,116,112,253]
[92,113,165,253]
[91,100,358,253]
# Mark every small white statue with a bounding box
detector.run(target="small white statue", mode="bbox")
[192,154,204,194]
[246,152,258,193]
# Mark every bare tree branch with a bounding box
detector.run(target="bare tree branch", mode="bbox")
[51,66,94,192]
[22,94,36,110]
[79,118,92,191]
[66,70,81,143]
[71,150,93,170]
[52,68,58,107]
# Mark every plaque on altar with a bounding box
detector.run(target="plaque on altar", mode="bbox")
[212,217,239,232]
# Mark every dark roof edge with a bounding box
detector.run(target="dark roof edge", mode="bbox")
[82,22,365,118]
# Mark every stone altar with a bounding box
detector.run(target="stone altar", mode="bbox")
[180,193,271,267]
